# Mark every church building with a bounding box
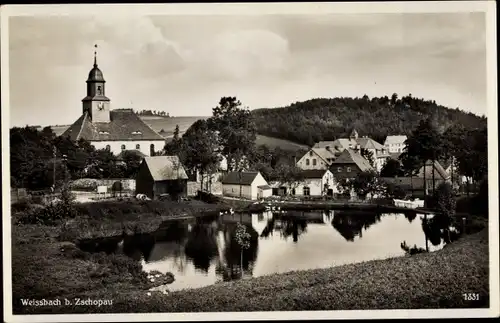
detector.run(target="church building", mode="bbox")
[61,49,166,156]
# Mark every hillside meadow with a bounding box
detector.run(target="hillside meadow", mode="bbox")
[48,116,308,151]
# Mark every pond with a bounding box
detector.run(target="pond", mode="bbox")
[78,210,451,292]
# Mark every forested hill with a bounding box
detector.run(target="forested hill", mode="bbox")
[250,94,487,147]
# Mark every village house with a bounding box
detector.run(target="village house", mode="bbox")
[295,147,341,170]
[135,156,189,199]
[417,159,451,193]
[330,148,374,180]
[61,51,165,156]
[307,129,389,172]
[384,135,407,153]
[271,169,337,197]
[221,171,270,200]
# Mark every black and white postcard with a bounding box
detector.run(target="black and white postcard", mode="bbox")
[1,2,498,322]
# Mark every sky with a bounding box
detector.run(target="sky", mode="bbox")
[7,10,488,127]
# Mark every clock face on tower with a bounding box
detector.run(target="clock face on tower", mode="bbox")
[97,102,104,110]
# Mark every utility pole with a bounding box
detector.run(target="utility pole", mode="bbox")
[52,146,57,193]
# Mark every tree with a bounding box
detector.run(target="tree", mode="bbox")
[181,119,221,191]
[164,124,182,156]
[435,182,456,218]
[275,164,304,195]
[402,117,443,194]
[234,222,251,275]
[120,150,143,178]
[342,170,385,200]
[207,97,257,172]
[359,148,375,168]
[380,158,403,177]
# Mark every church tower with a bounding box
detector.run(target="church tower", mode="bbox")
[82,45,111,123]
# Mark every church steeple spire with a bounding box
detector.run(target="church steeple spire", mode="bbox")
[82,44,110,122]
[94,44,98,67]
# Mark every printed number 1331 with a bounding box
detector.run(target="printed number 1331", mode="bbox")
[463,293,480,301]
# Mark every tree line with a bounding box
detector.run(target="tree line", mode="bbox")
[250,94,487,147]
[10,126,144,191]
[134,109,170,117]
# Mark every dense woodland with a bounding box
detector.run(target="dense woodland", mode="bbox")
[251,94,487,146]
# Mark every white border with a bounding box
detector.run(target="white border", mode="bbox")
[1,1,498,322]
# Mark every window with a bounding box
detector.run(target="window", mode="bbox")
[312,159,317,166]
[131,131,142,135]
[303,187,310,196]
[347,167,351,172]
[291,188,296,196]
[97,86,102,95]
[136,144,140,149]
[309,151,313,156]
[121,144,126,150]
[150,144,155,156]
[337,167,342,173]
[105,145,110,151]
[306,159,310,166]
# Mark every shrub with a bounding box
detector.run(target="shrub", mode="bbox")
[16,185,79,226]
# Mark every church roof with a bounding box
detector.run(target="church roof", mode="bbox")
[61,109,165,142]
[87,65,105,82]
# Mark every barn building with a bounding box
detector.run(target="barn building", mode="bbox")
[221,171,269,200]
[135,156,188,199]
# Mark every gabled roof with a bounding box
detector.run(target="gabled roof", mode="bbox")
[384,135,407,146]
[61,109,165,142]
[356,137,385,150]
[310,147,339,162]
[143,156,188,181]
[331,148,374,172]
[418,160,450,180]
[302,169,331,179]
[221,171,262,185]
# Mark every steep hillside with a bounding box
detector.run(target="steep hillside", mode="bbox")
[250,95,487,146]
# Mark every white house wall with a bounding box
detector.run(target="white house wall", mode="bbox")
[251,173,270,200]
[223,184,252,200]
[90,140,165,156]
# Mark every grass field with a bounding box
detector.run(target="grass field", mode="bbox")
[12,223,489,313]
[48,116,308,151]
[255,134,309,150]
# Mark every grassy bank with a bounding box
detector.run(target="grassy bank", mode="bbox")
[12,199,227,241]
[12,224,489,314]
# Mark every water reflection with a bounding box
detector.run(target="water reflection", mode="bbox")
[77,210,454,291]
[331,211,382,242]
[260,212,309,242]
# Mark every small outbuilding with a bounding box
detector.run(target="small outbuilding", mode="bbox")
[135,155,189,199]
[221,171,269,200]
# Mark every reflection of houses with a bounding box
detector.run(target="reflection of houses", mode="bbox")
[61,52,165,156]
[271,169,337,197]
[135,156,189,199]
[384,135,407,153]
[221,171,269,200]
[330,148,374,179]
